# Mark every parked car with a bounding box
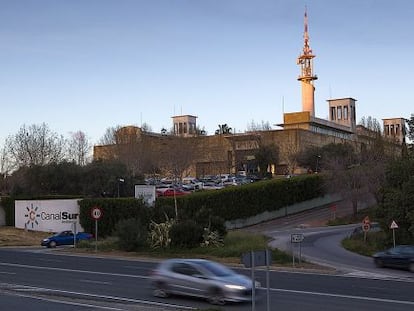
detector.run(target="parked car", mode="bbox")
[150,258,260,305]
[41,230,93,248]
[156,188,190,197]
[182,177,204,190]
[373,245,414,272]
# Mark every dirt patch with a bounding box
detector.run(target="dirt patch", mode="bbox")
[0,226,50,247]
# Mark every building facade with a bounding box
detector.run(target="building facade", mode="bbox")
[93,10,404,177]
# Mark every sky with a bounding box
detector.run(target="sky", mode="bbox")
[0,0,413,146]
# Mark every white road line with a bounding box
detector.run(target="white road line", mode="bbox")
[270,287,414,306]
[12,292,126,310]
[5,283,196,310]
[0,272,16,275]
[0,262,149,279]
[80,279,112,285]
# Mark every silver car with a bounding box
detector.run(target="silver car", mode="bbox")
[150,258,259,305]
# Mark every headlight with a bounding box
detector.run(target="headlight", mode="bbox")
[42,239,49,242]
[225,284,246,290]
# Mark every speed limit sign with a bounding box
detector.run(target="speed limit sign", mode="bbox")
[91,207,103,220]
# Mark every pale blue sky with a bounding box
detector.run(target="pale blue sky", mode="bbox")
[0,0,413,145]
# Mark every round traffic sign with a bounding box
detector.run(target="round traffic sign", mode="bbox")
[362,223,370,232]
[91,207,103,220]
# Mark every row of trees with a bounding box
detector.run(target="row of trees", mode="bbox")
[1,123,91,176]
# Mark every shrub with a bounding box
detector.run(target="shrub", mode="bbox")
[170,220,204,249]
[148,216,176,249]
[115,218,148,251]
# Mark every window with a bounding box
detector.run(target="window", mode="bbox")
[337,107,342,120]
[330,107,336,120]
[172,263,200,276]
[385,125,390,135]
[343,106,348,120]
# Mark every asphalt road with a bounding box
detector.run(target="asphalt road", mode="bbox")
[0,248,413,311]
[254,213,414,281]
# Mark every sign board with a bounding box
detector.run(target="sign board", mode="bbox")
[390,220,399,229]
[15,199,83,233]
[135,185,156,206]
[291,233,305,243]
[242,250,272,268]
[362,223,371,232]
[91,207,103,220]
[363,216,370,225]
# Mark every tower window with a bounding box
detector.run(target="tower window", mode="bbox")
[337,107,342,120]
[330,107,336,120]
[343,106,348,120]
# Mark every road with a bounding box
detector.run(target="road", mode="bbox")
[0,248,413,310]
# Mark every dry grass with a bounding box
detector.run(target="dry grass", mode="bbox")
[0,226,51,247]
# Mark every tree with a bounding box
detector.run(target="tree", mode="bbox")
[314,143,365,216]
[6,123,66,169]
[0,142,12,194]
[376,157,414,244]
[407,114,414,154]
[98,125,122,145]
[246,120,272,132]
[359,116,382,133]
[67,131,91,166]
[141,122,152,133]
[254,144,279,177]
[215,124,232,135]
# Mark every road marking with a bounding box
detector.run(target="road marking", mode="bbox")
[2,282,196,310]
[270,287,414,306]
[80,279,112,285]
[11,291,126,310]
[0,262,149,279]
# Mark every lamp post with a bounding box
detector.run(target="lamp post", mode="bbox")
[315,155,321,173]
[117,178,124,197]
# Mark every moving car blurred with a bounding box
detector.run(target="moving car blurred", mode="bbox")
[41,230,93,248]
[373,245,414,272]
[150,258,260,305]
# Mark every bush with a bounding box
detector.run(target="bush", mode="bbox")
[170,220,204,249]
[115,218,148,251]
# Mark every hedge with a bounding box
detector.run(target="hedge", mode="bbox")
[155,174,324,221]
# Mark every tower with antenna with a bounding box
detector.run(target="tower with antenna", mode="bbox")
[297,8,317,117]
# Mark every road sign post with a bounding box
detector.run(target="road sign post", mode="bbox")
[72,222,77,249]
[91,207,103,252]
[291,233,305,266]
[362,216,371,242]
[241,249,271,311]
[390,220,399,248]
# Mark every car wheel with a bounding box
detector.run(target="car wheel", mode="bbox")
[153,281,169,298]
[207,287,226,305]
[374,258,384,268]
[49,241,57,248]
[409,262,414,273]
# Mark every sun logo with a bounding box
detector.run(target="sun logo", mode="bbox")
[24,204,40,229]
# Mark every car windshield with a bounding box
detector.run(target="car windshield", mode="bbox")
[197,260,234,277]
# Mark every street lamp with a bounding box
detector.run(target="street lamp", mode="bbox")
[315,155,321,173]
[117,178,125,197]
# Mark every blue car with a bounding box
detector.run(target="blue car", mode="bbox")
[373,245,414,272]
[41,230,93,248]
